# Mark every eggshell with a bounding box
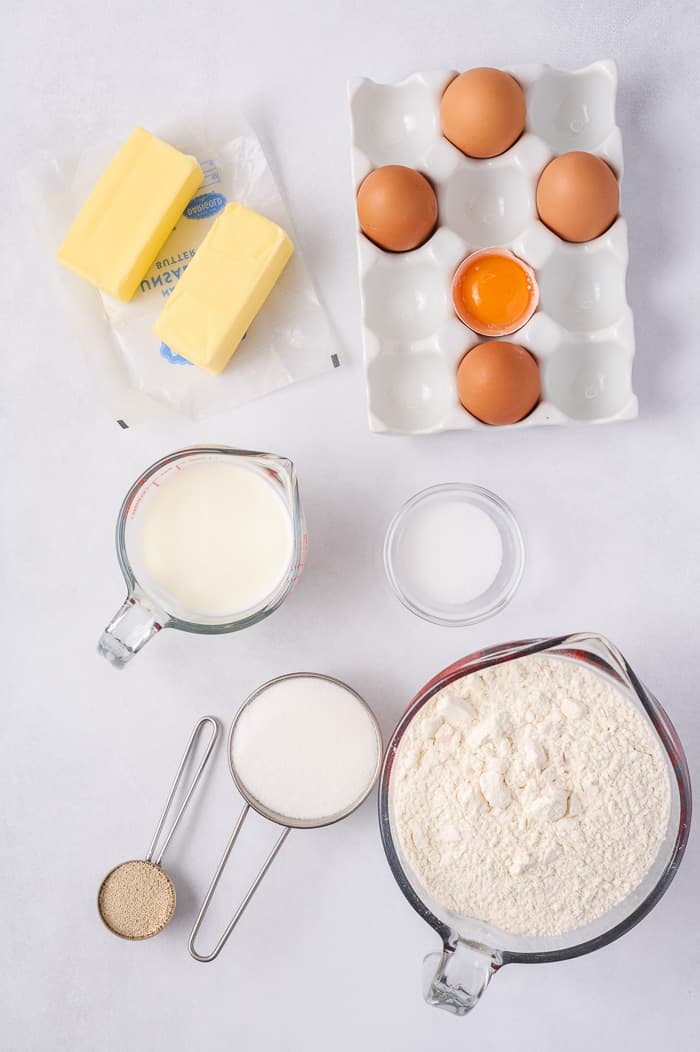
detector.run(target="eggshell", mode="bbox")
[440,68,526,159]
[536,151,619,242]
[356,165,438,252]
[452,248,539,337]
[457,342,541,425]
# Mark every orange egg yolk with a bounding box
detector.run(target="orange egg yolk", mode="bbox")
[454,253,534,332]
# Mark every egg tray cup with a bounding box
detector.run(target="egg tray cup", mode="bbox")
[348,61,637,435]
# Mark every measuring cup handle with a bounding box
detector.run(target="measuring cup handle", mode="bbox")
[98,594,164,668]
[188,804,290,963]
[147,716,220,866]
[422,940,501,1015]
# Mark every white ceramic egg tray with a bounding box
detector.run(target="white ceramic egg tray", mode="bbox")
[348,61,637,434]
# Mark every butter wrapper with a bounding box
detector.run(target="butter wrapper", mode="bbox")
[24,106,337,425]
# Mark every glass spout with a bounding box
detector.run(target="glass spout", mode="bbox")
[423,941,501,1016]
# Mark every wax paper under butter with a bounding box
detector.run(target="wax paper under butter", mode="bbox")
[25,106,337,426]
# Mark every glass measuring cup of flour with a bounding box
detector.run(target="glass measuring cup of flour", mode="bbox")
[379,632,691,1016]
[188,673,383,962]
[98,447,305,668]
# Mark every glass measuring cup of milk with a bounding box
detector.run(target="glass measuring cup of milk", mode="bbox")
[98,447,305,668]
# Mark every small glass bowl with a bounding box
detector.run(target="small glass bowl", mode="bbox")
[383,484,524,627]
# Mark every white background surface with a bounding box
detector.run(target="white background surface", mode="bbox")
[2,1,698,1048]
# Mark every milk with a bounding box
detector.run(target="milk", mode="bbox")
[139,460,294,618]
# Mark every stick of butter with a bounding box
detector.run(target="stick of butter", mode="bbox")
[57,128,202,303]
[153,203,294,375]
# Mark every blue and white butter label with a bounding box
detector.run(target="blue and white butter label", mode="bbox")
[184,191,226,220]
[159,343,193,366]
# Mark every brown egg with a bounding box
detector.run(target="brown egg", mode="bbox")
[440,68,526,159]
[536,152,619,242]
[356,165,438,252]
[457,342,540,425]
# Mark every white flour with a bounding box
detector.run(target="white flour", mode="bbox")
[393,655,670,936]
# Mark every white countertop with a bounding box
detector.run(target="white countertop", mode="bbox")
[2,1,698,1048]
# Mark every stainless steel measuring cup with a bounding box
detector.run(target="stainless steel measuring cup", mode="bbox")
[188,674,383,962]
[98,447,305,668]
[98,716,219,940]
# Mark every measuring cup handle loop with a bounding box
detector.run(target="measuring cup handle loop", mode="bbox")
[188,804,290,963]
[422,939,502,1016]
[146,716,220,867]
[97,593,165,668]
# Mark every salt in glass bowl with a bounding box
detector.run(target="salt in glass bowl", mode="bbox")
[383,483,525,627]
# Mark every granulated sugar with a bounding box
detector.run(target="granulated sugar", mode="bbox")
[393,655,670,937]
[231,676,381,822]
[98,859,175,939]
